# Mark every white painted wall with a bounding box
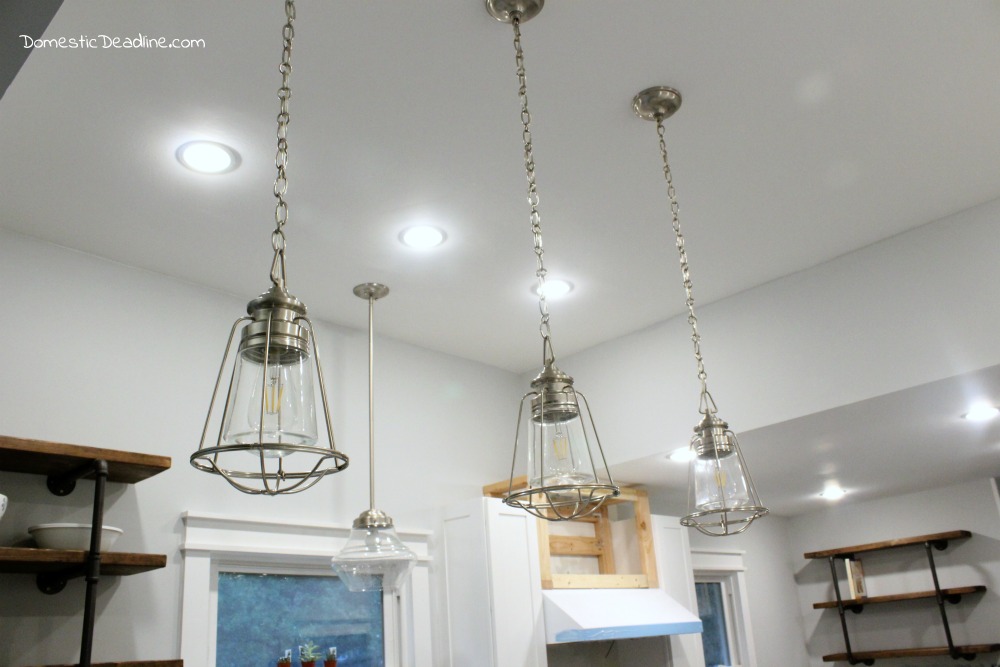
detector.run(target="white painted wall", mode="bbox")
[0,229,521,666]
[788,478,1000,667]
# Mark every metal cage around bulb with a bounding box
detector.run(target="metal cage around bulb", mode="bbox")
[681,412,768,536]
[191,285,348,495]
[504,362,619,520]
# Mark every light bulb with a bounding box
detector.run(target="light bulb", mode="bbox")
[222,347,318,449]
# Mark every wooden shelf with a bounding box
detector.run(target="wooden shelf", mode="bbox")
[27,661,182,667]
[823,644,1000,661]
[813,585,987,609]
[0,435,171,484]
[804,530,971,559]
[0,547,166,576]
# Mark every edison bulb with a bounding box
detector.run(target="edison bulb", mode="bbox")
[222,347,318,449]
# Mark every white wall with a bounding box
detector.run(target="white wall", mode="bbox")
[788,478,1000,667]
[0,229,522,666]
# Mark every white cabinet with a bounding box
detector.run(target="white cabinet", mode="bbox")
[440,497,547,667]
[438,498,705,667]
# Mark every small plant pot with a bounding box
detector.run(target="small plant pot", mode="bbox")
[302,662,317,667]
[324,661,337,667]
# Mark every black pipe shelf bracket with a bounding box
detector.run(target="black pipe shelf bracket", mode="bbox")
[805,530,1000,664]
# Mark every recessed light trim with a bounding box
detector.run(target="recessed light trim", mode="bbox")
[176,140,240,174]
[534,279,573,299]
[399,225,446,249]
[962,404,999,422]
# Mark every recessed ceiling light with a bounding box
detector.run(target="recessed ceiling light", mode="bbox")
[668,447,695,462]
[176,140,240,174]
[399,225,446,249]
[534,279,573,299]
[820,485,847,501]
[962,404,999,422]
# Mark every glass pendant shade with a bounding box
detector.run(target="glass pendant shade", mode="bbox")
[221,338,317,449]
[681,414,768,537]
[191,286,348,495]
[505,362,619,520]
[331,509,417,593]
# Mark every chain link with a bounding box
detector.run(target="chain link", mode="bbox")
[270,0,295,289]
[512,15,554,364]
[656,119,718,414]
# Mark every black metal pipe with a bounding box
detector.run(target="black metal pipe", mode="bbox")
[923,541,959,658]
[79,459,108,667]
[828,556,859,664]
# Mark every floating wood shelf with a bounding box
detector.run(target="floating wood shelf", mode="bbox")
[804,530,972,559]
[823,644,1000,662]
[0,547,166,576]
[0,435,171,484]
[27,661,183,667]
[1,435,173,667]
[807,530,998,664]
[813,585,986,609]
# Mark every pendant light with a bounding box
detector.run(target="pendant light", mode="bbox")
[330,284,417,592]
[190,0,349,495]
[487,0,619,521]
[633,87,768,536]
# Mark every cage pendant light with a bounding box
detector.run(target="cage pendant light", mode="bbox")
[330,284,417,592]
[633,87,768,536]
[488,0,619,521]
[190,0,348,495]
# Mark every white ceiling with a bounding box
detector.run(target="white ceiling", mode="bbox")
[3,1,1000,516]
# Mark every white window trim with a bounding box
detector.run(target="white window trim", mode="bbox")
[179,511,433,667]
[690,548,757,667]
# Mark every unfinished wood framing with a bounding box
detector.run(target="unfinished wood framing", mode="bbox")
[484,478,657,590]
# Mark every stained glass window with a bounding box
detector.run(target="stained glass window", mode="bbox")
[216,572,385,667]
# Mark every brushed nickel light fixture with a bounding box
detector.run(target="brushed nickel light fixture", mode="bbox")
[190,0,348,495]
[331,284,417,592]
[488,0,619,521]
[633,86,768,536]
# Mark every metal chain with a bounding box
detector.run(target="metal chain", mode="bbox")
[512,15,555,365]
[656,119,718,415]
[270,0,295,289]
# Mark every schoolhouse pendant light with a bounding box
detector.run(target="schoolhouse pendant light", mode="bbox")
[190,0,348,495]
[488,0,619,521]
[331,284,417,592]
[633,87,768,536]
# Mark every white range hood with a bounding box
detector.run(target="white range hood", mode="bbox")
[542,588,703,644]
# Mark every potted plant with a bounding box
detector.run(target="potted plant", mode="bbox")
[300,641,323,667]
[277,655,291,666]
[324,646,338,667]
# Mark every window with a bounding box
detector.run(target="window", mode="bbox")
[690,548,757,667]
[216,571,385,666]
[695,579,737,667]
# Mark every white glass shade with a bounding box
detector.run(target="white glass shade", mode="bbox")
[330,523,417,593]
[222,347,318,449]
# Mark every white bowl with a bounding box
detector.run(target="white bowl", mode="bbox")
[28,523,124,551]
